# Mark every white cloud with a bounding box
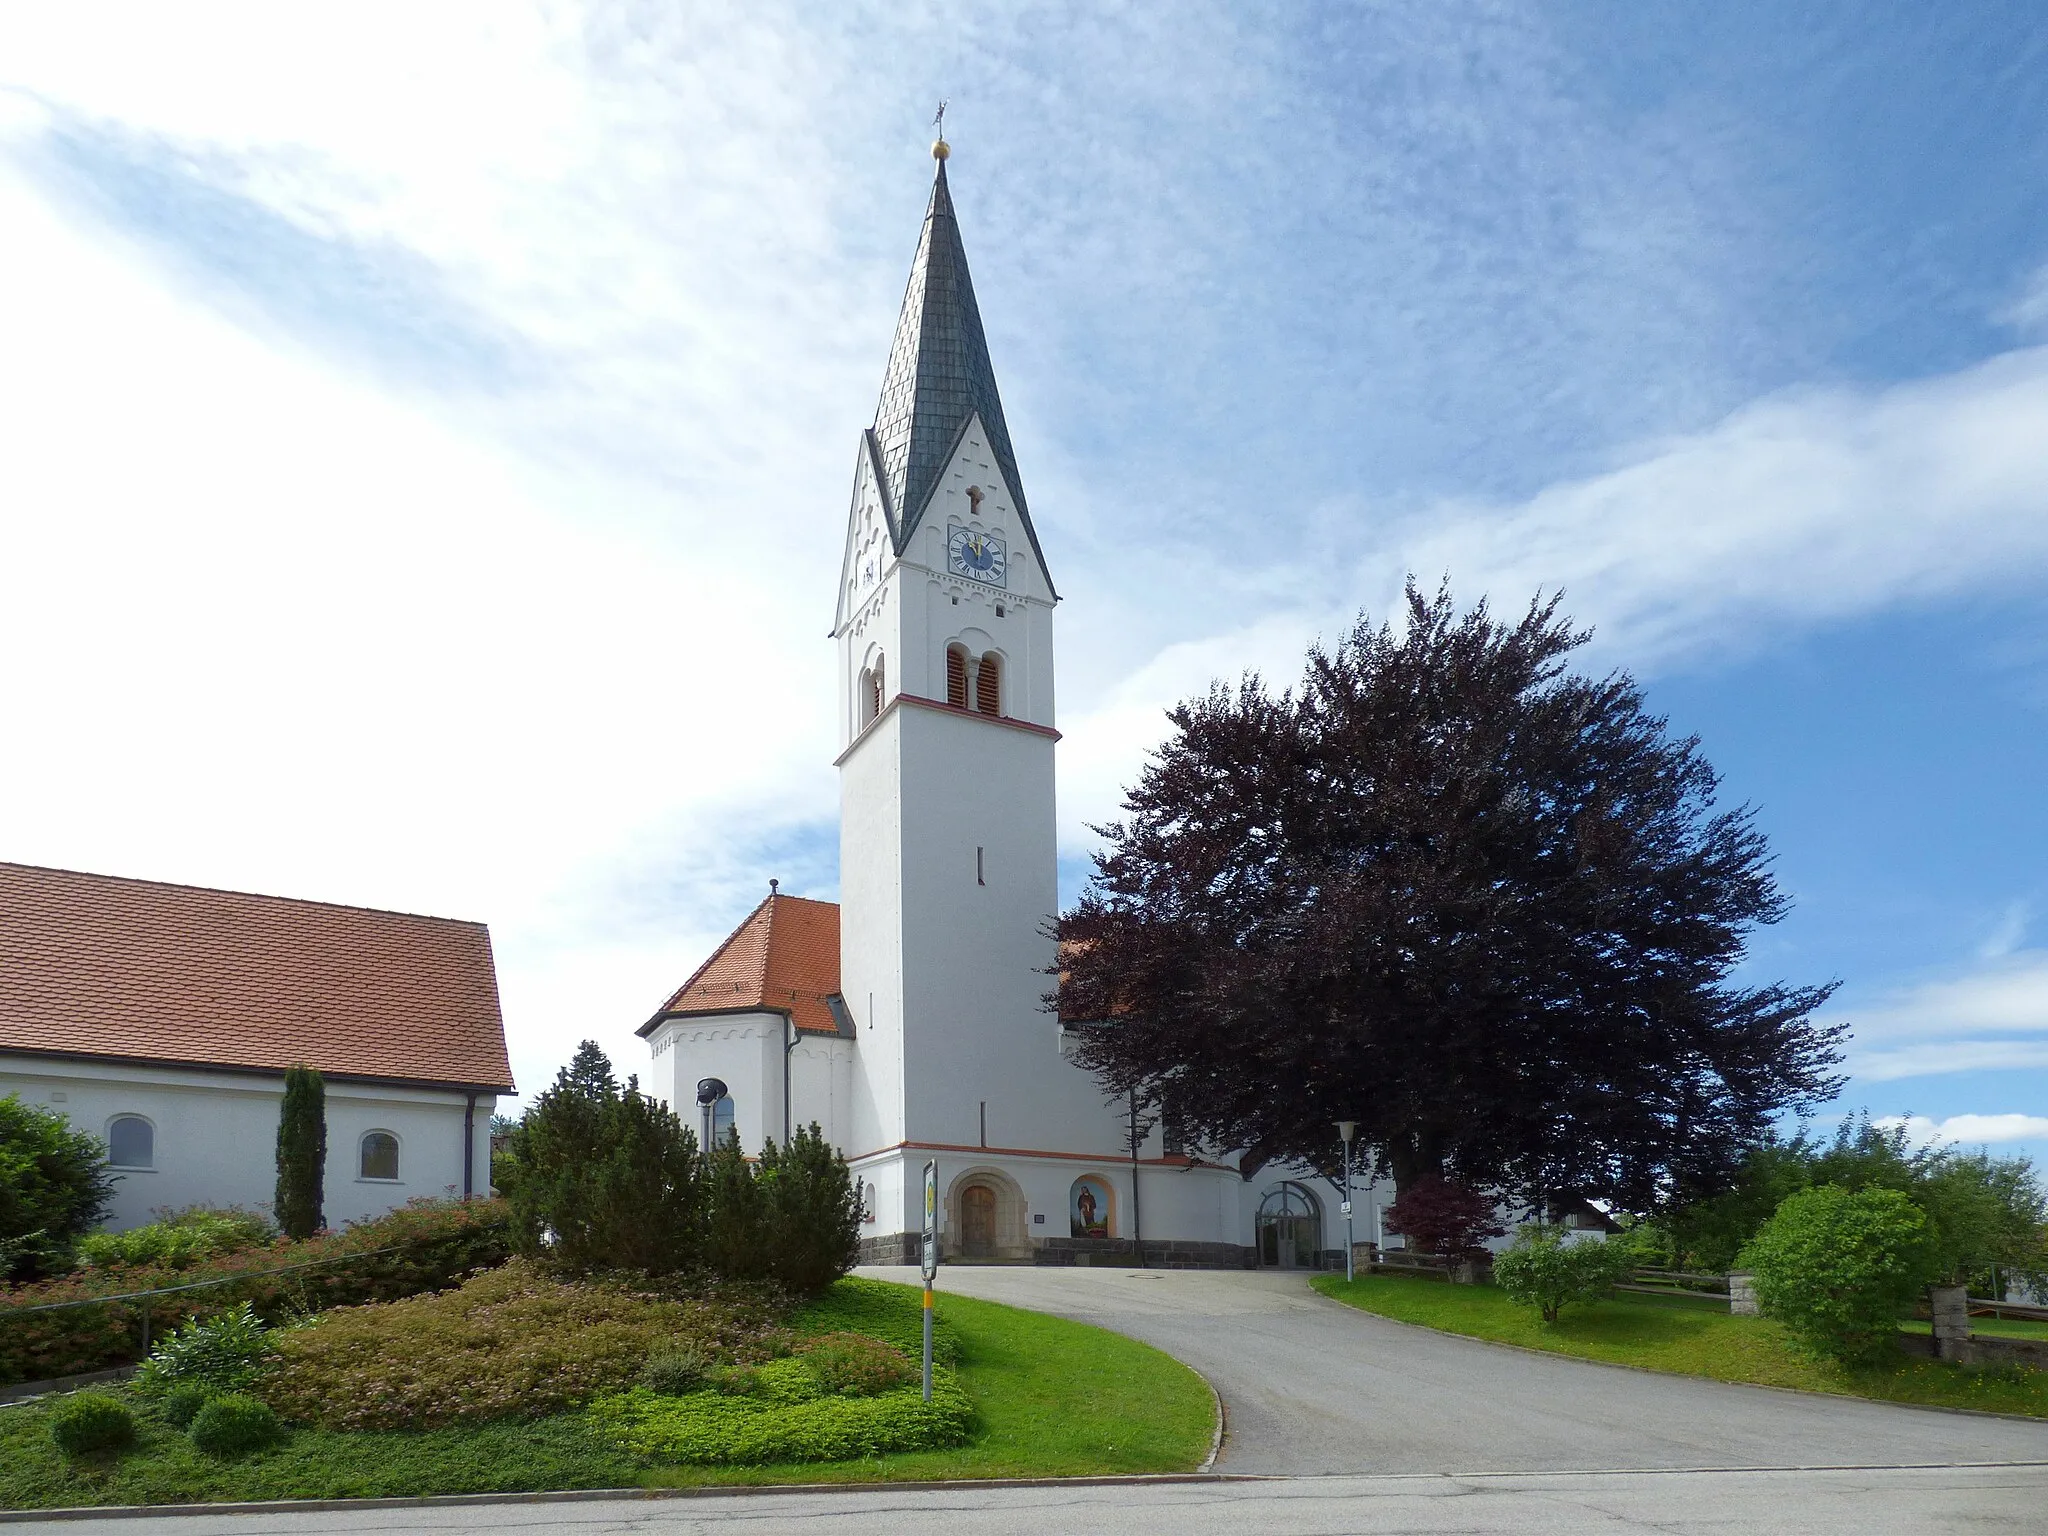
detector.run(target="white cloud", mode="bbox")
[1876,1114,2048,1149]
[1981,901,2031,961]
[1828,951,2048,1084]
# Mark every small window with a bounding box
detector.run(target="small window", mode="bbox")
[712,1095,736,1145]
[975,654,1001,716]
[946,644,970,709]
[107,1116,153,1169]
[359,1131,400,1181]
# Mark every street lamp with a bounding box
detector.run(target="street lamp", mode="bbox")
[1336,1120,1358,1282]
[695,1077,729,1163]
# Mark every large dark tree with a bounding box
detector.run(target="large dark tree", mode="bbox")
[1058,583,1844,1210]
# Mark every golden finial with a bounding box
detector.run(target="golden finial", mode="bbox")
[932,99,949,160]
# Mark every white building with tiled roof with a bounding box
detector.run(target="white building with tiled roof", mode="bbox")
[644,144,1387,1270]
[0,861,511,1231]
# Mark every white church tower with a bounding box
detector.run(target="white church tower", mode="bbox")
[830,138,1105,1256]
[644,140,1378,1270]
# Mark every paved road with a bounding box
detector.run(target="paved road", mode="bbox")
[876,1264,2048,1475]
[8,1467,2046,1535]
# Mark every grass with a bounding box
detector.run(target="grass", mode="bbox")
[0,1278,1214,1509]
[1313,1273,2048,1419]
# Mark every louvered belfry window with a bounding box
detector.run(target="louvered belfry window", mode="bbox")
[976,654,1001,716]
[946,645,970,709]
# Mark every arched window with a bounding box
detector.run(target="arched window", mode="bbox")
[1069,1174,1114,1238]
[945,644,970,709]
[871,654,885,720]
[712,1095,736,1145]
[359,1131,400,1181]
[106,1115,153,1169]
[975,653,1001,716]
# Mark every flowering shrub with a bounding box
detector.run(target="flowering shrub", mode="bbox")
[258,1260,790,1430]
[0,1197,510,1385]
[136,1302,271,1394]
[79,1208,273,1272]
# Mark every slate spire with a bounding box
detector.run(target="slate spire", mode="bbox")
[867,148,1032,554]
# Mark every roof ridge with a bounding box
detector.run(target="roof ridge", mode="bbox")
[0,860,486,930]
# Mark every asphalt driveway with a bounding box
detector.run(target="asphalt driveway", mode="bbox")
[868,1264,2048,1475]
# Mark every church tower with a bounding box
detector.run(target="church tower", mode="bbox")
[832,141,1092,1247]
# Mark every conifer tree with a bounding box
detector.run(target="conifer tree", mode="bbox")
[273,1066,327,1239]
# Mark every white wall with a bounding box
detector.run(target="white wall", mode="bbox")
[0,1055,493,1231]
[647,1011,856,1152]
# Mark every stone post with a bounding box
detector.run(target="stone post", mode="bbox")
[1727,1271,1758,1316]
[1929,1284,1972,1363]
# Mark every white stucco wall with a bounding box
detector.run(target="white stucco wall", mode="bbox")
[0,1055,494,1232]
[648,1011,856,1153]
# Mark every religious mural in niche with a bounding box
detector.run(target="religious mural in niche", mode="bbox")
[1070,1175,1112,1239]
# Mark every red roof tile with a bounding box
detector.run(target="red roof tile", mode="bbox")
[0,862,513,1092]
[645,893,842,1036]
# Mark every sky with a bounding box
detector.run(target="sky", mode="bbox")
[2,3,2045,1168]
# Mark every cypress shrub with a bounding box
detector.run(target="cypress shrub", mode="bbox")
[273,1066,327,1240]
[0,1093,116,1281]
[701,1124,766,1282]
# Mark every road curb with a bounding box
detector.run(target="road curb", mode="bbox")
[0,1474,1258,1524]
[1307,1280,2048,1428]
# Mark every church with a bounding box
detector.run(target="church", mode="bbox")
[640,141,1388,1268]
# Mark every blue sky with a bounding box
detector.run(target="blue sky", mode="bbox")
[1,2,2044,1165]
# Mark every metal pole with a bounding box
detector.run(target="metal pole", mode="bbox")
[1335,1119,1358,1282]
[921,1282,934,1402]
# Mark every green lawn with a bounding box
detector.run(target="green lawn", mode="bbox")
[1313,1273,2048,1419]
[0,1279,1214,1509]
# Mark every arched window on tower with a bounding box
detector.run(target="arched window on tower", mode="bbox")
[946,644,970,709]
[860,654,886,729]
[975,653,1002,717]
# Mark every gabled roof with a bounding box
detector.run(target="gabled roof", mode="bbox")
[642,892,843,1037]
[0,862,513,1092]
[871,157,1050,593]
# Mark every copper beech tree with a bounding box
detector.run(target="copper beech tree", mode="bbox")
[1057,583,1844,1211]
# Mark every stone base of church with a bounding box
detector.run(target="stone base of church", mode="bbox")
[1033,1236,1257,1270]
[857,1230,923,1266]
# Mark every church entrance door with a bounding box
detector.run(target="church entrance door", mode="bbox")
[1256,1182,1322,1268]
[961,1183,997,1258]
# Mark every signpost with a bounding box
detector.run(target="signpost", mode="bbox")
[1336,1120,1358,1282]
[920,1159,938,1402]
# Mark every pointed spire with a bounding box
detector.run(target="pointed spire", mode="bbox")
[868,148,1031,553]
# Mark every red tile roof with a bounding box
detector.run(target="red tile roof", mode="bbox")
[0,862,513,1092]
[644,893,843,1037]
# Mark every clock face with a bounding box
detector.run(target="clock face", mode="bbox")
[947,524,1008,587]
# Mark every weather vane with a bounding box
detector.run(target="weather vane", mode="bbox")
[931,100,950,161]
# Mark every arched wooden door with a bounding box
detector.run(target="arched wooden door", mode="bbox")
[961,1183,998,1258]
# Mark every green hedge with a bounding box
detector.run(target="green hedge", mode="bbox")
[587,1377,975,1465]
[0,1198,509,1385]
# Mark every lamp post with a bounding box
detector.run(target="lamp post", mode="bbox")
[1336,1120,1358,1281]
[695,1077,728,1163]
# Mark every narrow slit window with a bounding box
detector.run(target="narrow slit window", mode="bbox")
[976,846,985,885]
[946,645,970,709]
[976,654,1001,716]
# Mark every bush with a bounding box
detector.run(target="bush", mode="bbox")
[80,1207,274,1272]
[509,1043,703,1276]
[588,1373,975,1465]
[136,1301,272,1394]
[757,1126,862,1296]
[274,1066,327,1241]
[158,1380,214,1428]
[804,1331,913,1396]
[46,1391,136,1456]
[0,1094,115,1281]
[0,1196,511,1385]
[189,1393,283,1457]
[1743,1184,1939,1365]
[639,1343,714,1395]
[259,1259,789,1430]
[1383,1178,1508,1258]
[1492,1226,1635,1323]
